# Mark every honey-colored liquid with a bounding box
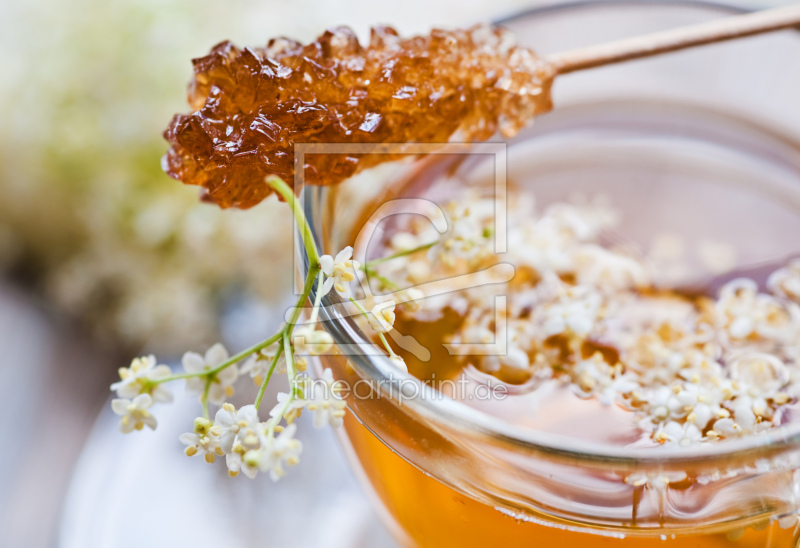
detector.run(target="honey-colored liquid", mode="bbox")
[328,311,800,547]
[340,412,797,547]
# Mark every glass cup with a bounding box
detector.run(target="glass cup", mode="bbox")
[298,1,800,546]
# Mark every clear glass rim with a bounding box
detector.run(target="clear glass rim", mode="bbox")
[302,0,800,468]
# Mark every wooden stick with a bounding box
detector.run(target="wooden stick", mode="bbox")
[548,4,800,75]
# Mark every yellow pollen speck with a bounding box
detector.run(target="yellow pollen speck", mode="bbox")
[185,446,198,457]
[225,386,235,397]
[229,470,239,477]
[215,447,225,456]
[223,403,235,413]
[205,453,216,464]
[254,375,264,386]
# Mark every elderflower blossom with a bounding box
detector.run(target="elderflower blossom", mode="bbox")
[111,394,157,433]
[768,259,800,302]
[239,343,281,386]
[212,403,260,453]
[571,353,639,406]
[304,368,347,428]
[540,288,602,338]
[481,348,530,373]
[368,301,396,333]
[367,191,800,448]
[270,392,307,424]
[320,246,359,299]
[573,245,650,292]
[226,442,260,479]
[179,422,224,464]
[654,421,704,447]
[716,278,800,344]
[292,324,334,355]
[111,355,173,402]
[396,287,425,312]
[269,369,348,427]
[182,343,239,405]
[430,199,494,267]
[257,424,303,482]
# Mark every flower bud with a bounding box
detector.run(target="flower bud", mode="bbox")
[244,450,261,468]
[389,354,408,373]
[194,417,213,435]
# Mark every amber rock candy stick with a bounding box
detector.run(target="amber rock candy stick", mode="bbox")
[162,25,555,209]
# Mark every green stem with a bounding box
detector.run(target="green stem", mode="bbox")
[286,262,320,333]
[252,259,318,410]
[266,333,299,433]
[377,333,397,358]
[283,331,298,391]
[202,377,212,419]
[149,202,320,416]
[364,267,400,291]
[266,176,319,264]
[350,296,370,320]
[152,331,283,385]
[308,269,325,324]
[254,344,285,411]
[361,241,436,270]
[128,176,334,426]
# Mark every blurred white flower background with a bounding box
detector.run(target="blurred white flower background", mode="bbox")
[0,0,537,353]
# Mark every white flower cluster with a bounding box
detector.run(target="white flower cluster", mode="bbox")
[182,343,239,405]
[176,367,346,480]
[432,199,496,268]
[109,231,427,482]
[111,355,173,433]
[373,192,800,447]
[271,369,347,429]
[179,403,298,480]
[111,335,346,480]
